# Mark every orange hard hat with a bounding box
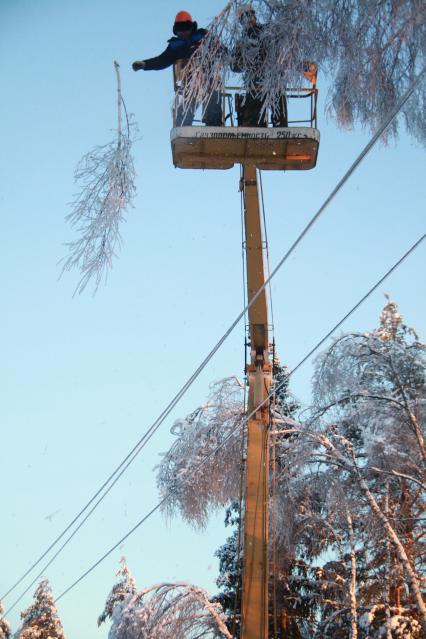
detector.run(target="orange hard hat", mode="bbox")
[175,10,193,23]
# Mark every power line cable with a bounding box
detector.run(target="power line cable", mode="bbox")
[53,231,425,604]
[4,449,142,615]
[4,63,425,608]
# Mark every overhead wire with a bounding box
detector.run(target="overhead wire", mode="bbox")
[53,230,426,604]
[4,453,141,615]
[4,63,425,612]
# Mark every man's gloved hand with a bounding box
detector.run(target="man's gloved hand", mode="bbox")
[132,60,146,71]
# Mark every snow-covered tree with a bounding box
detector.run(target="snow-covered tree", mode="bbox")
[209,300,425,637]
[272,297,426,637]
[100,582,231,639]
[14,580,66,639]
[182,0,426,143]
[156,358,301,529]
[98,558,137,627]
[0,601,11,639]
[312,298,425,635]
[153,301,424,636]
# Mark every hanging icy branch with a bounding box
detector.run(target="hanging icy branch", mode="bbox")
[181,0,426,141]
[104,583,232,639]
[156,377,245,527]
[60,61,137,295]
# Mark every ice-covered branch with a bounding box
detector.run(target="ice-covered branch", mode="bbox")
[105,583,231,639]
[181,0,426,142]
[156,378,245,527]
[368,467,426,492]
[60,61,137,295]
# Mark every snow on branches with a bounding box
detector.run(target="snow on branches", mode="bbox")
[99,563,231,639]
[61,62,137,295]
[271,299,426,635]
[156,377,245,527]
[311,297,426,468]
[181,0,426,141]
[181,0,322,125]
[98,557,137,627]
[14,579,66,639]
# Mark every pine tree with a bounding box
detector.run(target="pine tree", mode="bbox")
[98,557,137,626]
[272,353,300,419]
[211,503,243,637]
[15,580,66,639]
[0,601,11,639]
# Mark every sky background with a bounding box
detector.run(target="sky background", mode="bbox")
[1,1,425,637]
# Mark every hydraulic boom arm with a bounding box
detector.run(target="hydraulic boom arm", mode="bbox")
[241,164,272,639]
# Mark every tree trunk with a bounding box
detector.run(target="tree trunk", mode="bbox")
[384,486,393,639]
[346,508,358,639]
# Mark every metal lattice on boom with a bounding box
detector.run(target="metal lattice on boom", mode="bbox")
[171,66,319,639]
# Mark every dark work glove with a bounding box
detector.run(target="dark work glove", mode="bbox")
[132,60,146,71]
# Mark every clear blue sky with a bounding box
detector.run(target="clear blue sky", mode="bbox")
[1,1,425,637]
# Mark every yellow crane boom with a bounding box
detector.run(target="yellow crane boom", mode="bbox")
[240,164,272,639]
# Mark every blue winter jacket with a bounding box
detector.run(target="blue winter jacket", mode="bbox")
[143,26,207,71]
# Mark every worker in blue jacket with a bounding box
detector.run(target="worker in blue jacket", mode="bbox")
[132,11,223,127]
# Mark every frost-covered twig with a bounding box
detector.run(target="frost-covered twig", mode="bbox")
[369,467,426,492]
[60,61,137,295]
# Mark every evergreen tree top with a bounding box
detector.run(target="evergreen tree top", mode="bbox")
[376,294,419,343]
[0,600,11,639]
[16,580,66,639]
[98,557,137,626]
